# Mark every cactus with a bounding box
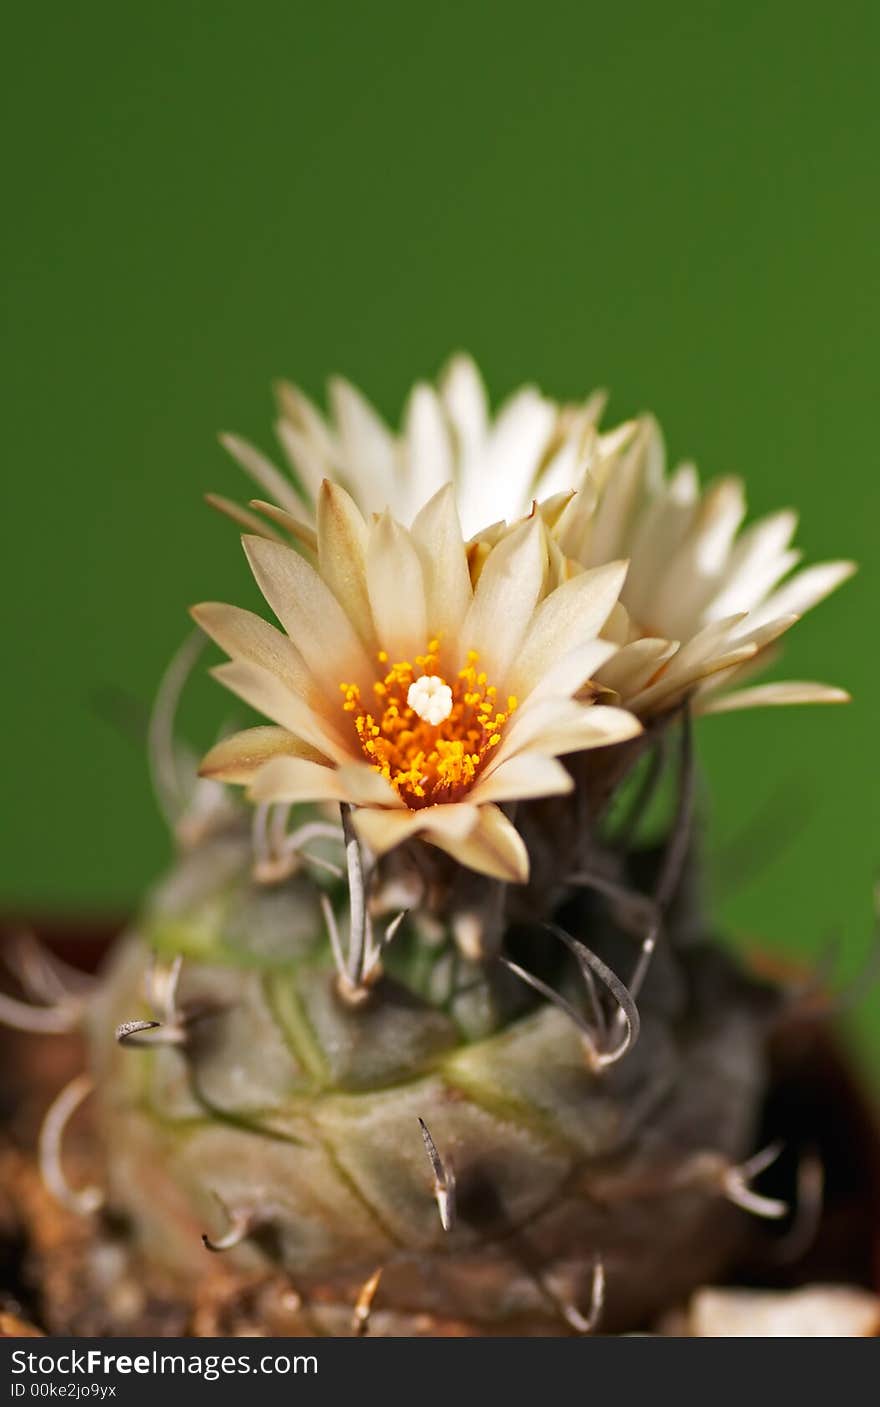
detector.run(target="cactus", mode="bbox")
[78,810,780,1336]
[3,358,868,1336]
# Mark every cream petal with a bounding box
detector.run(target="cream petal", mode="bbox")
[410,483,473,644]
[352,801,479,856]
[534,395,607,502]
[619,457,698,618]
[597,418,644,465]
[517,703,642,757]
[328,376,399,515]
[438,353,489,468]
[439,355,487,442]
[491,696,584,764]
[422,803,530,883]
[203,493,285,543]
[521,638,620,706]
[219,433,306,518]
[274,417,333,505]
[730,612,799,650]
[456,387,556,537]
[704,547,802,625]
[507,560,628,699]
[688,477,747,573]
[191,601,313,697]
[210,660,351,763]
[552,474,600,562]
[247,755,348,805]
[588,417,664,567]
[648,477,747,636]
[481,387,557,521]
[402,383,455,520]
[199,726,326,783]
[595,637,678,699]
[628,641,761,716]
[333,762,405,808]
[466,517,507,552]
[629,613,748,697]
[545,525,579,589]
[462,517,547,683]
[703,509,799,619]
[536,488,578,530]
[692,643,782,700]
[698,681,851,715]
[274,379,337,460]
[242,535,374,695]
[601,598,639,645]
[745,560,856,632]
[492,697,640,769]
[470,753,574,805]
[316,481,375,650]
[529,434,585,506]
[365,512,428,661]
[248,500,318,556]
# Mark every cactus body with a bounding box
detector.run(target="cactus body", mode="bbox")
[85,825,774,1334]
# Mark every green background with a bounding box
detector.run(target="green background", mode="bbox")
[2,3,877,1066]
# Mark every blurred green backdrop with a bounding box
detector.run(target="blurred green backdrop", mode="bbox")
[2,2,877,1065]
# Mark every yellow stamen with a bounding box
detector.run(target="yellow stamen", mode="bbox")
[340,643,516,809]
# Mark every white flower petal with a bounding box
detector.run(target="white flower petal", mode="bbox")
[402,383,455,520]
[628,641,760,715]
[328,376,398,515]
[210,660,350,763]
[588,417,664,567]
[648,477,747,636]
[462,518,547,683]
[636,613,748,691]
[730,612,799,652]
[365,512,428,662]
[620,461,699,621]
[243,535,373,695]
[508,560,628,699]
[410,483,473,644]
[697,681,851,715]
[470,753,574,804]
[219,433,308,518]
[247,755,349,805]
[703,509,799,619]
[461,386,556,536]
[275,417,333,505]
[353,801,479,856]
[275,379,337,460]
[438,353,489,464]
[199,726,326,783]
[493,697,640,768]
[191,601,313,698]
[534,395,607,502]
[422,803,530,883]
[745,560,856,632]
[247,499,318,555]
[316,480,375,650]
[595,637,678,697]
[522,638,620,707]
[333,762,405,807]
[204,493,286,544]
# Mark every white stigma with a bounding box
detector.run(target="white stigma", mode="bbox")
[407,674,453,726]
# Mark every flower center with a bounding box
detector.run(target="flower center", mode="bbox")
[340,640,517,809]
[406,674,453,725]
